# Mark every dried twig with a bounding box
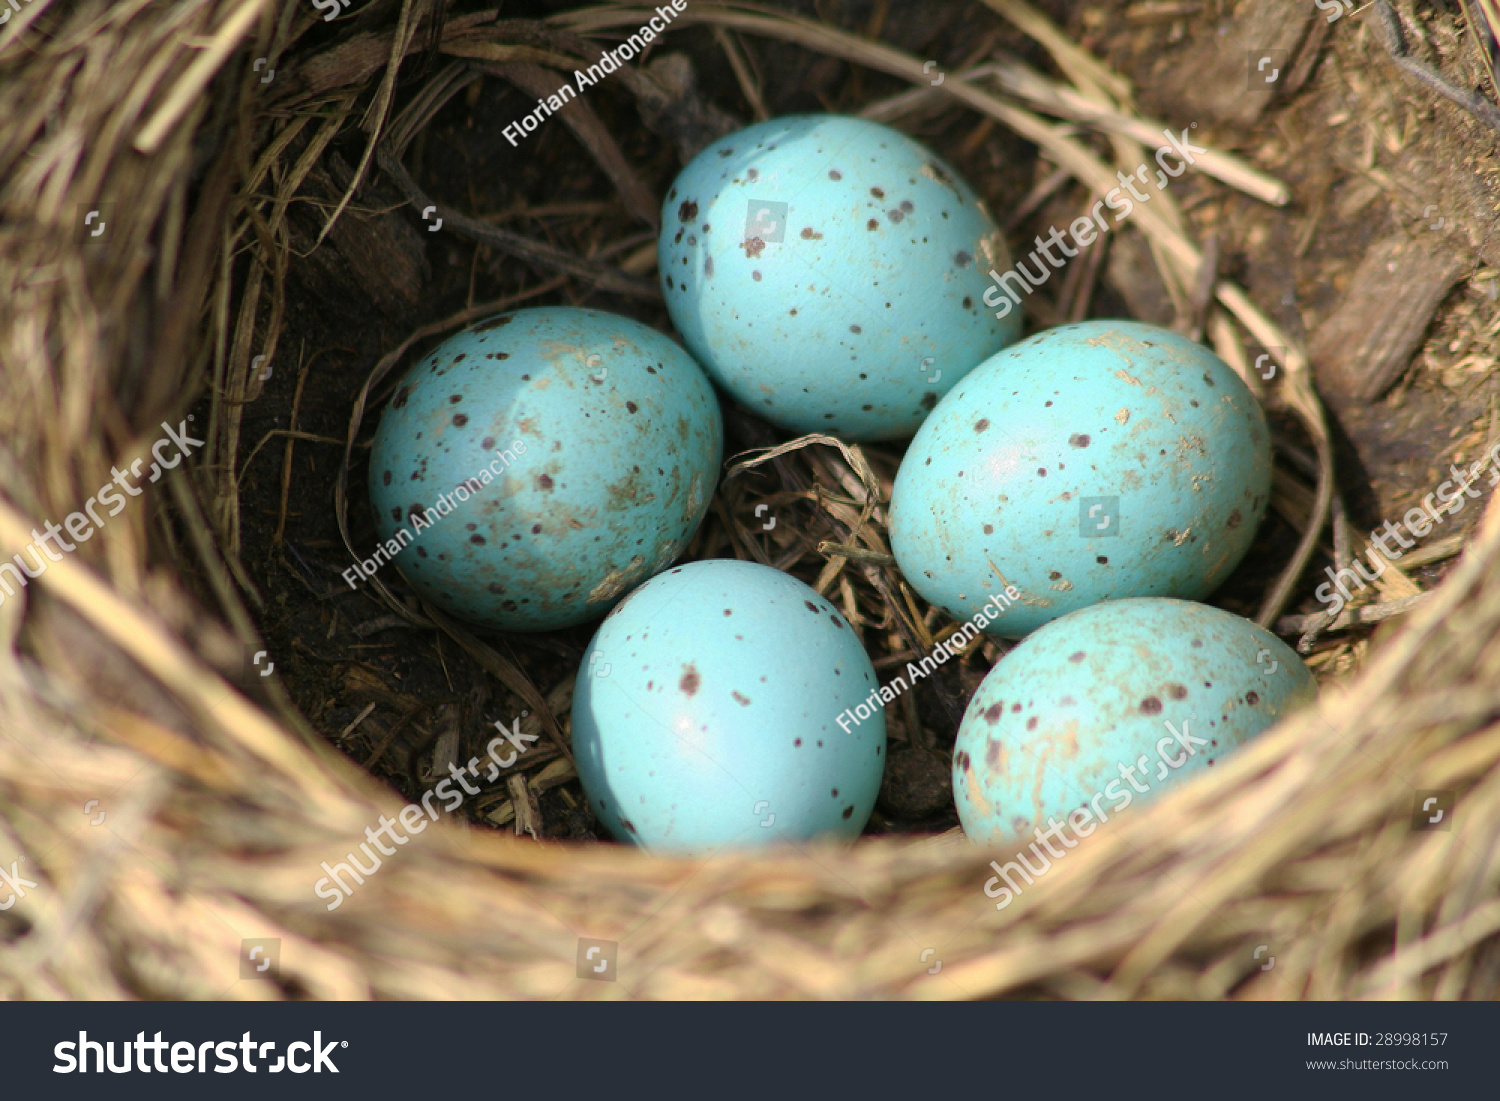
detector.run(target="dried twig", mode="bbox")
[1278,592,1434,636]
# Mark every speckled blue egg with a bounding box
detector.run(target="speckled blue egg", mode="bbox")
[890,320,1271,638]
[367,307,723,632]
[658,114,1023,441]
[953,598,1316,847]
[572,559,886,852]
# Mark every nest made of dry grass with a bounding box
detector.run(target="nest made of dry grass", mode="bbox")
[1,0,1499,1000]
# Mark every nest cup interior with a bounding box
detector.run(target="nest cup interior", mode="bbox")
[5,0,1500,999]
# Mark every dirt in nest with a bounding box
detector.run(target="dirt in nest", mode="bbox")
[216,0,1500,844]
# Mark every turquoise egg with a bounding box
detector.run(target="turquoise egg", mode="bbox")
[953,598,1315,849]
[890,320,1271,638]
[367,307,722,632]
[658,114,1023,441]
[572,559,886,852]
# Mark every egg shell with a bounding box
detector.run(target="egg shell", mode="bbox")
[658,114,1023,441]
[890,320,1272,638]
[952,598,1316,847]
[572,559,886,852]
[367,307,723,632]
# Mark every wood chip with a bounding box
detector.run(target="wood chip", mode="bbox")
[507,773,542,840]
[426,704,461,784]
[1310,232,1466,406]
[1134,0,1313,126]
